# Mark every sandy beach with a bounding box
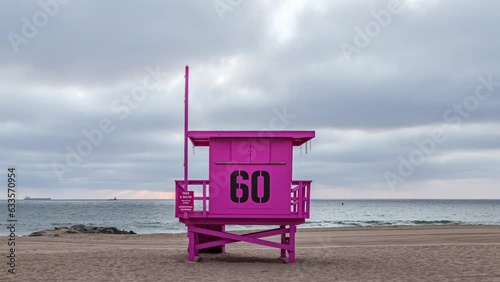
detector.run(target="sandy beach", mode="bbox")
[2,225,500,282]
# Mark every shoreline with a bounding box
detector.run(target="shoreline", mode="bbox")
[8,222,500,237]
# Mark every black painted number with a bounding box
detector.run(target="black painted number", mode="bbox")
[230,170,270,204]
[230,170,249,203]
[252,171,270,203]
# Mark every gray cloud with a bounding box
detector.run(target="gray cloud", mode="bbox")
[1,0,499,199]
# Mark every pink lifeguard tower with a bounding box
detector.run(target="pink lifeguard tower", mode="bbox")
[175,66,315,263]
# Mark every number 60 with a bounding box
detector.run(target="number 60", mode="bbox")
[230,170,270,204]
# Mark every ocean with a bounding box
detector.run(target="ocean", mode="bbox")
[1,199,499,236]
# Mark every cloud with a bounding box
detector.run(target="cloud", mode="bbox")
[1,0,499,199]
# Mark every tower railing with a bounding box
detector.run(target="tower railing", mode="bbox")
[175,179,312,219]
[291,180,311,218]
[175,180,209,218]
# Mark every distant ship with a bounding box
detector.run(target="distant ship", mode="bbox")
[108,197,117,201]
[24,196,51,200]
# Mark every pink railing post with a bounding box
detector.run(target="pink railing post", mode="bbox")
[202,181,207,217]
[306,182,311,215]
[294,188,298,213]
[298,182,303,218]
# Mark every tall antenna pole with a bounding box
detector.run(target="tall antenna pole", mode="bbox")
[184,65,189,186]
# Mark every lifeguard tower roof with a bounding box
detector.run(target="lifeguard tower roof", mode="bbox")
[187,130,315,147]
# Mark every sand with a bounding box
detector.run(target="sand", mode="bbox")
[2,225,500,282]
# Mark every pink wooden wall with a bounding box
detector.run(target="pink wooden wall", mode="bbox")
[209,138,292,216]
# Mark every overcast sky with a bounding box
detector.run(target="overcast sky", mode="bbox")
[1,0,499,199]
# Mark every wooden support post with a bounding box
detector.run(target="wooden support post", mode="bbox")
[187,225,196,262]
[221,225,226,253]
[288,224,296,263]
[280,225,287,258]
[194,233,199,257]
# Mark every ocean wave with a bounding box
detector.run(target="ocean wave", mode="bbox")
[134,221,162,225]
[304,219,466,228]
[409,220,461,225]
